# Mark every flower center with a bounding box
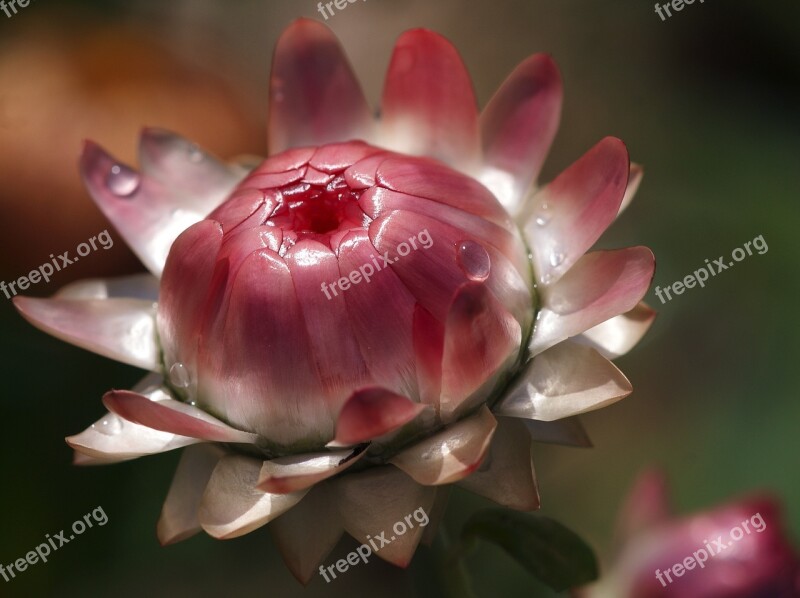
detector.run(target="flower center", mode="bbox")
[267,175,365,237]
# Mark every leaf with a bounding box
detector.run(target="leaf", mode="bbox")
[459,508,598,591]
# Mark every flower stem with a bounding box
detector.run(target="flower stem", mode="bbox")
[434,525,478,598]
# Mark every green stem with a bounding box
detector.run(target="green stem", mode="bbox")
[434,525,478,598]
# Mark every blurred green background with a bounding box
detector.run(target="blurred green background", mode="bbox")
[1,0,798,596]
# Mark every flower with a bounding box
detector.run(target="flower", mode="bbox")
[13,19,656,582]
[581,471,800,597]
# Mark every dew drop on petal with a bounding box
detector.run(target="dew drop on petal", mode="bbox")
[457,240,491,281]
[549,249,564,268]
[535,213,551,227]
[106,164,140,197]
[93,414,123,436]
[169,362,191,388]
[188,145,204,163]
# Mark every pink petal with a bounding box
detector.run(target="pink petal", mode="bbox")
[157,220,223,373]
[359,186,529,279]
[333,388,427,445]
[269,484,344,584]
[258,146,315,173]
[413,305,444,407]
[309,141,381,173]
[479,54,563,212]
[458,417,540,511]
[13,296,158,370]
[344,152,392,189]
[199,454,309,539]
[79,140,241,276]
[530,247,655,356]
[285,240,369,401]
[523,137,630,286]
[335,466,436,567]
[496,341,632,421]
[390,406,497,485]
[380,29,480,170]
[257,448,365,494]
[376,156,511,226]
[198,249,330,445]
[157,444,226,545]
[67,384,199,463]
[335,231,419,398]
[440,283,521,418]
[574,301,657,359]
[103,390,259,444]
[268,19,374,154]
[369,210,529,325]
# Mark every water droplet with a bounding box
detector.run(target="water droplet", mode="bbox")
[105,164,140,197]
[540,202,549,211]
[169,362,191,388]
[549,250,564,268]
[540,273,553,285]
[457,241,491,281]
[188,400,197,407]
[93,414,123,436]
[188,145,204,163]
[535,213,551,227]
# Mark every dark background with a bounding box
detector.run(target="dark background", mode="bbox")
[0,0,798,596]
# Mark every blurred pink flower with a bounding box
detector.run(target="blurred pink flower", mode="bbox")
[14,19,655,581]
[583,471,800,597]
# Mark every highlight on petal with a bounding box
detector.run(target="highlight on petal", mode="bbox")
[199,454,309,539]
[523,417,593,448]
[523,137,630,286]
[390,406,497,485]
[157,444,226,545]
[618,162,643,216]
[333,388,427,446]
[79,139,242,277]
[257,448,365,494]
[458,417,540,511]
[497,342,632,421]
[103,390,259,444]
[335,466,436,567]
[480,53,563,213]
[574,302,657,359]
[530,247,655,356]
[380,29,480,169]
[268,19,373,154]
[13,296,158,370]
[55,273,160,301]
[440,283,522,417]
[269,483,344,584]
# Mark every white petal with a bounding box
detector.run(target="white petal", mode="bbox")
[13,296,159,370]
[497,342,632,421]
[199,454,308,539]
[157,444,226,545]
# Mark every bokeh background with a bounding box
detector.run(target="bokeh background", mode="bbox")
[1,0,798,596]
